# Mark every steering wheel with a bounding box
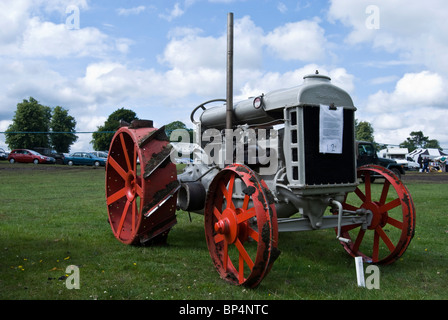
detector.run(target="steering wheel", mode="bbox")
[190,99,226,123]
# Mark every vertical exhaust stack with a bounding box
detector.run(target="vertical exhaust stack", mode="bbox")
[226,12,234,130]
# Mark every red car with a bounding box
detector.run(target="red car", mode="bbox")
[8,149,56,164]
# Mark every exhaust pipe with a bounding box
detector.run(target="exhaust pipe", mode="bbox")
[226,12,234,130]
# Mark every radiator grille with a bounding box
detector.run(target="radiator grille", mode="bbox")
[302,106,356,185]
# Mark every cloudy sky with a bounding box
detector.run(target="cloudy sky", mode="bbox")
[1,0,447,152]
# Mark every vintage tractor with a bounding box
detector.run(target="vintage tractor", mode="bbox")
[104,14,415,288]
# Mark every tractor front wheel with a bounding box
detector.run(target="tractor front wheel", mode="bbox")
[204,164,279,288]
[339,165,416,264]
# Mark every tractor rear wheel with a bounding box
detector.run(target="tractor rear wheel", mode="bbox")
[105,121,179,245]
[339,165,416,264]
[204,164,279,288]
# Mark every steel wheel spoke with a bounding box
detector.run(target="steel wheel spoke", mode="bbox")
[247,227,259,242]
[373,231,380,261]
[354,187,366,203]
[135,182,143,198]
[131,199,137,233]
[379,180,391,205]
[364,174,372,202]
[343,203,359,212]
[379,198,401,213]
[352,228,366,253]
[213,206,222,220]
[223,241,228,271]
[214,233,224,244]
[119,133,132,172]
[236,207,255,223]
[108,156,127,180]
[220,175,236,210]
[376,226,396,252]
[235,238,254,270]
[387,216,403,229]
[239,254,245,283]
[107,187,126,205]
[341,223,360,233]
[116,200,131,238]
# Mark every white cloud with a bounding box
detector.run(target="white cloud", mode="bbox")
[0,2,128,59]
[19,18,111,58]
[158,28,225,70]
[236,64,354,101]
[370,75,399,85]
[277,2,288,13]
[159,3,185,22]
[328,0,448,73]
[159,15,326,71]
[35,0,89,14]
[264,19,327,61]
[158,16,265,72]
[0,120,12,132]
[116,6,146,16]
[371,107,448,146]
[366,71,447,113]
[362,71,448,146]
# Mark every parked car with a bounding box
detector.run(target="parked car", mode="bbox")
[63,152,106,167]
[90,151,108,158]
[8,149,56,164]
[33,147,65,164]
[356,141,405,180]
[0,148,7,160]
[406,157,420,171]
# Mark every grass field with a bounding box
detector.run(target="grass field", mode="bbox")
[0,162,447,302]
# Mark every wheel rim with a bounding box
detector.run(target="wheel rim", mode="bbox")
[106,124,178,245]
[340,165,416,264]
[204,164,279,287]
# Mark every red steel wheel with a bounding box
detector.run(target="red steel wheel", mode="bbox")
[106,122,178,245]
[339,165,416,264]
[204,164,279,288]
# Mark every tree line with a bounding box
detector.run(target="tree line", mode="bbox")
[3,98,441,154]
[355,120,441,152]
[3,97,190,153]
[5,97,77,153]
[3,98,141,153]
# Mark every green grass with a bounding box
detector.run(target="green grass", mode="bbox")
[0,162,447,300]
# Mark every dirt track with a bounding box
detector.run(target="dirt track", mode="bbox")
[401,171,448,183]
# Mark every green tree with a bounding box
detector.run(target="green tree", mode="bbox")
[165,121,188,132]
[355,120,375,142]
[400,131,441,152]
[426,139,441,149]
[91,108,138,151]
[165,120,194,141]
[5,97,51,149]
[50,106,78,153]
